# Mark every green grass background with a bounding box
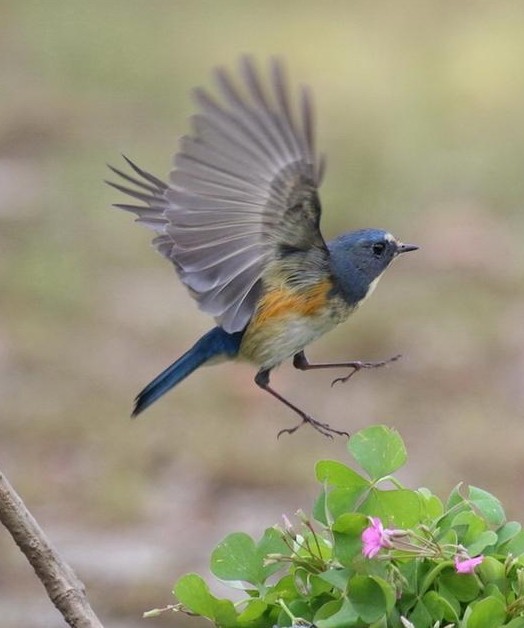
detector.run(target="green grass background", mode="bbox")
[2,1,524,625]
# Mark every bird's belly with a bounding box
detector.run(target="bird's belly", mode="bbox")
[239,283,352,369]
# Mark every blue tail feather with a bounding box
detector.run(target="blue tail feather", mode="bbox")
[132,327,243,417]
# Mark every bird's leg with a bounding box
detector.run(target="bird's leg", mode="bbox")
[293,351,402,387]
[254,369,349,439]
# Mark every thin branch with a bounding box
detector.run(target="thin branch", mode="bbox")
[0,468,104,627]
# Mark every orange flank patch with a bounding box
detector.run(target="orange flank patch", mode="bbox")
[253,279,333,326]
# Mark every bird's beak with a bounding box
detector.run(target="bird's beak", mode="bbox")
[397,242,419,254]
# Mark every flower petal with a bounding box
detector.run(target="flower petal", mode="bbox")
[454,555,484,574]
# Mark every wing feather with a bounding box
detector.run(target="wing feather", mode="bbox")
[109,57,328,332]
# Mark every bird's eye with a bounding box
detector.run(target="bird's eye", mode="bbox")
[372,242,386,256]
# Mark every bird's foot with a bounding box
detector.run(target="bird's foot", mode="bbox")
[277,414,349,439]
[331,354,402,387]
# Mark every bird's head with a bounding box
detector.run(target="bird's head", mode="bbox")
[328,228,418,302]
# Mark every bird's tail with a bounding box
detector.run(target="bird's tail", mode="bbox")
[132,327,243,417]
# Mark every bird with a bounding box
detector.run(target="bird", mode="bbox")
[107,56,418,438]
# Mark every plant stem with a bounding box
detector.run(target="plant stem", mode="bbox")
[0,468,104,627]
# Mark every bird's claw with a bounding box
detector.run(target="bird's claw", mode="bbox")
[330,354,402,387]
[277,414,349,439]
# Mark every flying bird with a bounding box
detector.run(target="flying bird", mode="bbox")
[108,57,418,437]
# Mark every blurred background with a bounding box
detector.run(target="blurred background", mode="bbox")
[2,1,524,625]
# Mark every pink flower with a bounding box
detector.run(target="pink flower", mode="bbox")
[454,555,484,574]
[362,517,394,558]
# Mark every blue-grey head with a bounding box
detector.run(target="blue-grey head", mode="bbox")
[327,228,418,305]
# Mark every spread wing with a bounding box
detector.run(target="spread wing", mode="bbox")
[108,56,328,333]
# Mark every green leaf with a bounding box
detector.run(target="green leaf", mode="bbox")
[468,486,506,526]
[215,600,242,627]
[408,600,433,628]
[315,598,360,627]
[326,486,370,520]
[257,527,292,580]
[466,595,507,627]
[446,482,465,509]
[360,488,423,528]
[483,582,506,602]
[332,513,368,566]
[316,460,369,489]
[496,521,522,547]
[333,512,368,535]
[437,583,461,617]
[422,590,459,622]
[348,575,395,623]
[451,510,498,554]
[173,573,238,624]
[507,530,524,556]
[439,569,481,602]
[264,574,298,604]
[211,533,263,585]
[285,599,314,621]
[417,488,444,520]
[348,425,407,481]
[318,568,353,592]
[257,526,289,556]
[396,560,429,597]
[309,574,335,597]
[467,530,498,555]
[237,599,267,624]
[452,510,486,543]
[372,576,396,614]
[436,528,458,547]
[211,528,289,587]
[313,491,329,525]
[477,556,506,585]
[438,490,470,532]
[174,573,217,619]
[441,483,505,536]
